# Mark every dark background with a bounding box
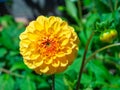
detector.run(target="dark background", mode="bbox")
[0,0,65,20]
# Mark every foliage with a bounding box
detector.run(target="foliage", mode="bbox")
[0,0,120,90]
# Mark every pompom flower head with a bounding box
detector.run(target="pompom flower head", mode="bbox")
[19,16,79,75]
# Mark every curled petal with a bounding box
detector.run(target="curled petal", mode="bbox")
[40,66,49,73]
[52,60,60,67]
[60,60,68,67]
[24,59,43,69]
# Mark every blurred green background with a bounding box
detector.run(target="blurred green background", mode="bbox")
[0,0,120,90]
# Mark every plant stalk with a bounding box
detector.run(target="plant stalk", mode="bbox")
[0,68,24,78]
[109,0,114,12]
[115,0,118,10]
[77,0,83,28]
[76,32,94,90]
[52,74,55,90]
[85,43,120,64]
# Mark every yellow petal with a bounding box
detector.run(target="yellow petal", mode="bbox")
[44,58,53,64]
[36,16,46,24]
[19,32,27,40]
[26,21,36,32]
[60,22,68,29]
[27,32,39,41]
[40,66,49,73]
[60,60,68,67]
[44,21,49,32]
[56,52,65,57]
[61,39,69,46]
[34,21,44,30]
[52,60,60,67]
[58,30,71,39]
[20,40,30,48]
[24,59,43,69]
[30,53,40,60]
[48,16,56,25]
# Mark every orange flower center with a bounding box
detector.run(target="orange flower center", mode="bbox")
[39,37,59,57]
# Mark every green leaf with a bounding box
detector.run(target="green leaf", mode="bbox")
[20,77,36,90]
[10,62,27,71]
[93,0,111,13]
[0,48,7,58]
[6,53,23,66]
[79,30,87,46]
[65,0,78,22]
[83,87,93,90]
[63,57,83,89]
[81,73,92,87]
[0,74,15,90]
[110,76,120,85]
[65,57,82,74]
[0,62,5,68]
[55,74,68,90]
[102,87,120,90]
[83,0,92,6]
[0,15,16,27]
[86,60,111,80]
[101,13,113,22]
[38,81,50,89]
[85,13,100,30]
[101,76,120,90]
[0,29,15,50]
[64,69,77,82]
[63,76,74,90]
[0,24,24,50]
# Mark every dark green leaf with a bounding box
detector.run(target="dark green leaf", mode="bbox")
[81,73,92,87]
[0,48,7,58]
[10,62,27,71]
[0,28,15,50]
[65,0,78,22]
[86,60,111,80]
[0,74,15,90]
[38,81,50,89]
[20,77,36,90]
[55,74,68,90]
[93,0,111,13]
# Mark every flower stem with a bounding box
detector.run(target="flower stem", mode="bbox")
[76,32,94,90]
[109,0,113,12]
[115,0,118,10]
[77,0,83,28]
[85,43,120,64]
[0,68,24,78]
[52,74,55,90]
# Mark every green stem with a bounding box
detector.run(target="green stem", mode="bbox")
[77,0,83,28]
[76,32,94,90]
[52,74,55,90]
[115,0,118,10]
[0,68,24,78]
[85,43,120,64]
[109,0,114,12]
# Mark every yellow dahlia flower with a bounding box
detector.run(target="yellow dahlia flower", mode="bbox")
[19,16,79,75]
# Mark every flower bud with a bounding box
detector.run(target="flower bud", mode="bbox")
[100,29,117,43]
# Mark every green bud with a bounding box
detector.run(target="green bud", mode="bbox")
[100,29,117,43]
